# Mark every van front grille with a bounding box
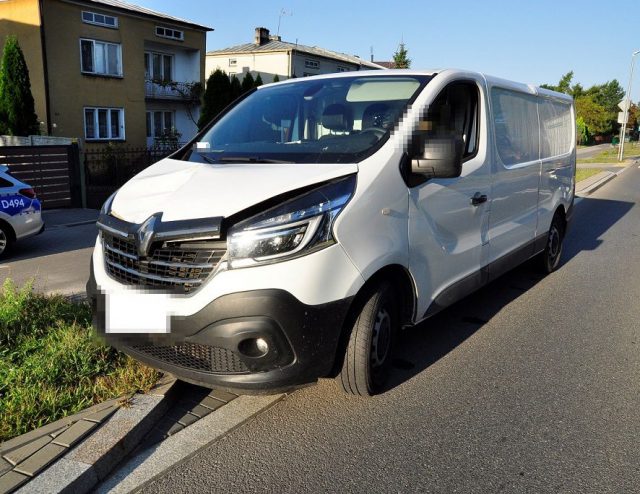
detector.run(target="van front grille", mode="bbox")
[102,232,226,293]
[127,342,249,374]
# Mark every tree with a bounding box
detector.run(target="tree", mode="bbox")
[197,69,231,130]
[575,95,610,136]
[0,35,39,136]
[576,116,589,145]
[273,74,280,83]
[241,72,255,93]
[230,75,241,100]
[392,42,411,69]
[254,73,263,87]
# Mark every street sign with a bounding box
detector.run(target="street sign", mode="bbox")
[618,111,626,124]
[619,99,632,111]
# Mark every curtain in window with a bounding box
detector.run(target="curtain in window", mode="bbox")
[492,88,540,166]
[107,44,119,75]
[539,101,572,159]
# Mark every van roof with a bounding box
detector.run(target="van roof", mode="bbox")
[264,69,573,102]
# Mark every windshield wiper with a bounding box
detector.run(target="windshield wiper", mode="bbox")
[213,156,294,164]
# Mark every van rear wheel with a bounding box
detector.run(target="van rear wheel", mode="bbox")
[339,282,398,396]
[538,213,564,274]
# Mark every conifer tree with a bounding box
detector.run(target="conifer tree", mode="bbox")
[392,42,411,69]
[230,75,241,100]
[197,69,231,130]
[241,72,255,93]
[254,73,263,87]
[0,36,39,135]
[273,74,280,83]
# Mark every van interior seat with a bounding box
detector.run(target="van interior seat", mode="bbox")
[321,104,353,136]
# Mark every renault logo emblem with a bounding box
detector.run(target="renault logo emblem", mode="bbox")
[136,214,160,257]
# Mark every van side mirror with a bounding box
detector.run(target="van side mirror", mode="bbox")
[411,135,464,179]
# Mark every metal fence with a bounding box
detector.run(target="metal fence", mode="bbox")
[83,146,177,209]
[0,144,81,208]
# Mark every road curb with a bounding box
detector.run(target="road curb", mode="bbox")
[0,376,180,494]
[575,161,634,197]
[95,394,285,493]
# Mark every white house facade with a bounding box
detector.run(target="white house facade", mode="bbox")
[206,27,384,82]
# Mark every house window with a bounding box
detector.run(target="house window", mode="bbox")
[155,26,184,41]
[146,111,175,138]
[84,107,124,140]
[337,66,349,72]
[229,58,237,67]
[80,39,122,76]
[304,59,319,70]
[81,11,118,28]
[144,52,173,81]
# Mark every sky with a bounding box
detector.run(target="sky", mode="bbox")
[135,0,640,100]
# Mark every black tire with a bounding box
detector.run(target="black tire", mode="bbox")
[339,282,398,396]
[537,213,565,274]
[0,223,12,259]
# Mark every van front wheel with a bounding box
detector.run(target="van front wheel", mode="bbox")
[339,282,397,396]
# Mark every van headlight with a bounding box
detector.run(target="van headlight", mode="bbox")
[227,175,356,268]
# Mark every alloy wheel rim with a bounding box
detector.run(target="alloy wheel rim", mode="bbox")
[371,307,391,369]
[0,230,6,255]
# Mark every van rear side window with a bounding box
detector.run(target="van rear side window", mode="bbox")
[539,100,572,159]
[491,88,539,166]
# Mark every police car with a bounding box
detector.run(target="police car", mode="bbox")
[0,164,44,258]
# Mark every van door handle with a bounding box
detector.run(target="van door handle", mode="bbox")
[471,192,488,206]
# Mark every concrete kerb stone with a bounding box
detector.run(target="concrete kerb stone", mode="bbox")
[575,159,635,197]
[95,394,285,494]
[14,377,180,494]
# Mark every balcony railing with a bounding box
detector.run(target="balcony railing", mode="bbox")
[145,80,201,101]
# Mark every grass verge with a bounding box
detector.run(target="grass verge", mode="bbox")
[0,279,160,442]
[576,168,606,183]
[577,143,639,164]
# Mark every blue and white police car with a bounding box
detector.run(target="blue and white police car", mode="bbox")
[0,164,44,258]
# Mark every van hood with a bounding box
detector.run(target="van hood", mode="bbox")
[110,158,358,224]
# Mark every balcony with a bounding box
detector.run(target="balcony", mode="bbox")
[145,80,201,101]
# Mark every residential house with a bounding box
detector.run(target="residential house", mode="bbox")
[206,27,383,82]
[0,0,212,148]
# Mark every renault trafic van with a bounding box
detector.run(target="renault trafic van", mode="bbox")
[87,69,575,396]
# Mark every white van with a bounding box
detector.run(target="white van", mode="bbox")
[87,69,575,396]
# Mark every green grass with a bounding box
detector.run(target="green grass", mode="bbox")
[577,143,640,164]
[576,168,604,182]
[0,279,160,441]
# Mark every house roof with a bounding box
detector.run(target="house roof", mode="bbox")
[79,0,213,31]
[208,39,384,70]
[374,61,396,69]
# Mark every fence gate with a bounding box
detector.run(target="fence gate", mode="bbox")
[0,144,81,209]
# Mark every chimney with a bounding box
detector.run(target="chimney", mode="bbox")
[254,27,270,46]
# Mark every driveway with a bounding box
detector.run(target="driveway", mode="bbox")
[0,209,98,295]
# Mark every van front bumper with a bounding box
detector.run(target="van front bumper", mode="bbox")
[87,266,353,394]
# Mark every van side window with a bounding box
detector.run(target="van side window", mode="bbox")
[539,100,572,159]
[416,82,479,160]
[491,88,540,166]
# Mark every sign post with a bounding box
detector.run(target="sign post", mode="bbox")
[619,50,640,162]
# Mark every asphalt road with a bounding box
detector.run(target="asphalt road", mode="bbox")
[142,165,640,493]
[0,222,96,295]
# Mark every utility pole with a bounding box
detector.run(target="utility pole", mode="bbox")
[619,50,640,161]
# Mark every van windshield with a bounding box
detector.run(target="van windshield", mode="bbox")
[185,75,431,164]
